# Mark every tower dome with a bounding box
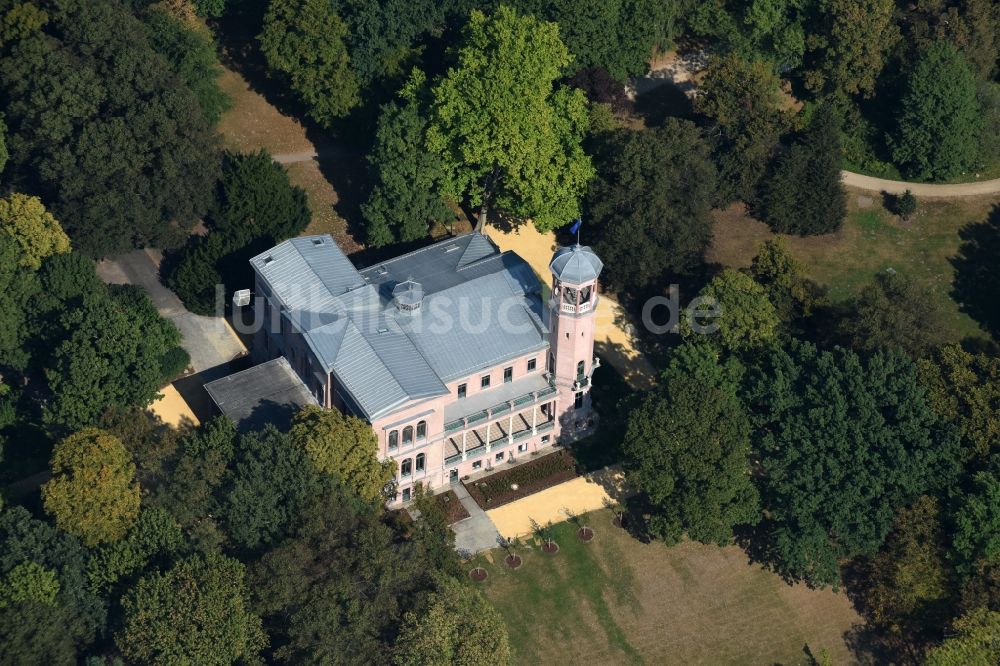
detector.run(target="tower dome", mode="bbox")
[549,244,603,285]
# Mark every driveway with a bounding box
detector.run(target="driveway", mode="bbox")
[96,249,246,373]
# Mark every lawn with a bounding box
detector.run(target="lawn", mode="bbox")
[706,191,1000,343]
[471,510,863,665]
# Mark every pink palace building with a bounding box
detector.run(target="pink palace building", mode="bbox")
[205,232,603,504]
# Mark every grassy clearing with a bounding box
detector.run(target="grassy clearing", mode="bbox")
[215,68,314,155]
[471,510,861,665]
[706,191,999,343]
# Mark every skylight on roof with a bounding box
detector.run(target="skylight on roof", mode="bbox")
[312,238,324,246]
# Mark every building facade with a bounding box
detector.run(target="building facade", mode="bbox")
[245,232,602,504]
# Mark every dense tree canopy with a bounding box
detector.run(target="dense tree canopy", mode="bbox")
[426,6,593,232]
[167,150,310,314]
[142,4,231,124]
[506,0,674,80]
[624,344,759,545]
[45,285,183,429]
[0,0,220,256]
[683,270,780,353]
[803,0,899,98]
[861,496,954,638]
[587,120,717,289]
[951,456,1000,576]
[0,232,40,370]
[919,345,1000,461]
[697,54,788,204]
[745,341,961,586]
[117,552,266,665]
[222,425,334,552]
[924,607,1000,666]
[259,0,359,127]
[288,405,395,503]
[837,271,945,359]
[892,42,983,181]
[41,428,141,546]
[362,88,454,247]
[0,506,106,652]
[760,104,846,235]
[394,574,511,666]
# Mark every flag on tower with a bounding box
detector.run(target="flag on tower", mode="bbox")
[569,218,583,242]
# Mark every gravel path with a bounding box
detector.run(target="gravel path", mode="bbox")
[840,171,1000,197]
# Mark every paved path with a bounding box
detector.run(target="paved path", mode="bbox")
[450,483,503,558]
[840,171,1000,197]
[96,249,246,373]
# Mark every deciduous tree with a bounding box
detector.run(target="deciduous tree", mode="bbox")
[259,0,359,127]
[697,54,788,204]
[745,341,961,586]
[683,270,780,353]
[918,345,1000,461]
[924,607,1000,666]
[394,575,511,666]
[117,552,266,665]
[289,405,395,503]
[623,344,759,545]
[0,193,70,269]
[587,120,716,289]
[426,6,593,232]
[804,0,899,98]
[749,238,824,332]
[362,83,454,247]
[0,0,220,255]
[42,428,141,546]
[952,456,1000,576]
[837,271,944,358]
[45,285,183,429]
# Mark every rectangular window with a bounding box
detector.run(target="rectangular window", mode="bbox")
[517,443,528,453]
[481,375,491,389]
[495,451,504,462]
[541,435,550,444]
[457,383,467,399]
[574,392,584,409]
[503,367,513,383]
[402,487,411,502]
[472,461,482,470]
[527,358,536,372]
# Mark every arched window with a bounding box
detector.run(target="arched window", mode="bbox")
[388,430,398,450]
[415,453,425,472]
[401,458,412,477]
[416,420,427,440]
[402,426,414,446]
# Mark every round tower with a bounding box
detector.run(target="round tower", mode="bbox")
[548,243,603,435]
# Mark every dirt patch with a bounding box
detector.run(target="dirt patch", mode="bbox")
[470,567,488,582]
[505,554,523,569]
[578,527,595,543]
[463,450,578,510]
[542,541,560,554]
[435,490,471,525]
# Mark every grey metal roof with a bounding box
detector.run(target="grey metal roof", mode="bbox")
[204,357,318,431]
[549,244,604,284]
[251,233,549,421]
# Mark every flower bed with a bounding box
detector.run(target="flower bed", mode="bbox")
[463,450,578,509]
[434,490,471,524]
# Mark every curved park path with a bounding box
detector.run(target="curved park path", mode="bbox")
[841,171,1000,197]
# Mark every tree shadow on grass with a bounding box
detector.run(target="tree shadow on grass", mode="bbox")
[952,204,1000,340]
[633,81,695,127]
